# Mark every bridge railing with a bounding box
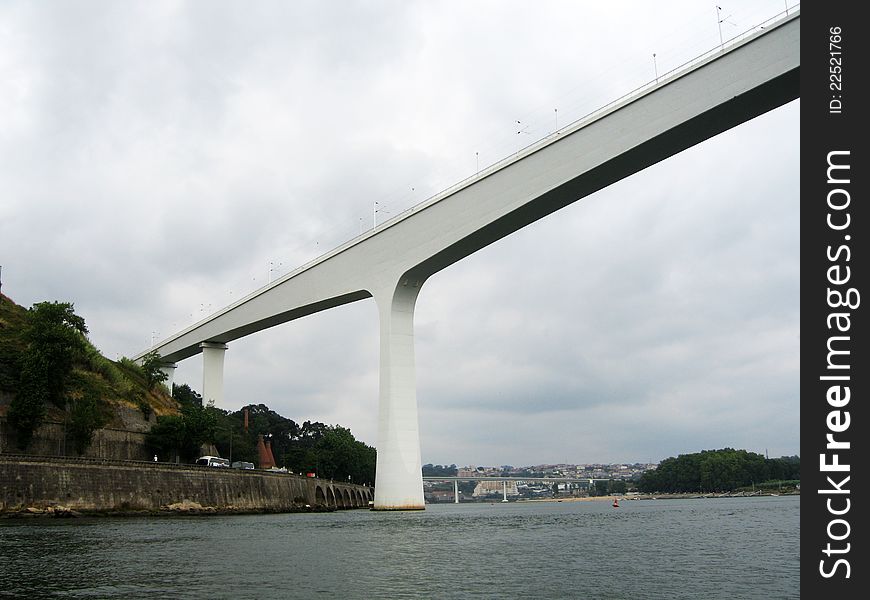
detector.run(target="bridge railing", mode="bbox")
[150,5,799,347]
[257,6,800,289]
[370,5,800,235]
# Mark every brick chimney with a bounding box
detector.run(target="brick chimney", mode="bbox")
[257,434,275,469]
[265,437,276,468]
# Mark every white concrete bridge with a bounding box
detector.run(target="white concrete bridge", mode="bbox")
[135,11,799,510]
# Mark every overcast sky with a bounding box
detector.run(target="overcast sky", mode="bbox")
[0,1,799,467]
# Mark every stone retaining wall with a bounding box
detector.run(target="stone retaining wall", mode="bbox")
[0,416,153,461]
[0,454,373,514]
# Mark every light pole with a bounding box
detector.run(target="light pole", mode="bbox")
[269,261,282,283]
[62,401,69,456]
[715,6,734,51]
[228,426,233,464]
[374,201,389,228]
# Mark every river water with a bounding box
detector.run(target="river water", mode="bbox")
[0,495,798,599]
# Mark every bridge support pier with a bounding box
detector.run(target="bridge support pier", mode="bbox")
[454,480,460,503]
[201,342,228,408]
[159,363,177,395]
[372,281,425,510]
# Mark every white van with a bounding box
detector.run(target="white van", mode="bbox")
[195,456,230,467]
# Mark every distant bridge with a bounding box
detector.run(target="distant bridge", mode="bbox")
[136,11,799,510]
[422,476,614,483]
[423,476,616,504]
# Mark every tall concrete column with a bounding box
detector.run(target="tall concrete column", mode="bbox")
[372,281,424,510]
[159,363,177,394]
[200,342,228,408]
[454,480,460,504]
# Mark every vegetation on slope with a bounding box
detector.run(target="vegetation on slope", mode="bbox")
[0,294,178,453]
[637,448,800,493]
[3,294,377,482]
[147,390,377,485]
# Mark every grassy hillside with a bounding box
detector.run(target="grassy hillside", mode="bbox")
[0,293,179,427]
[0,293,28,392]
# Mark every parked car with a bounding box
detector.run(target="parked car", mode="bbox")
[195,456,230,467]
[231,461,255,470]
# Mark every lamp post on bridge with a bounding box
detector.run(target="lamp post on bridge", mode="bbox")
[374,201,389,228]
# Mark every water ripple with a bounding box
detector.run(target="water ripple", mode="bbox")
[0,496,798,599]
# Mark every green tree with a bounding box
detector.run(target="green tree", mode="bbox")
[8,301,88,449]
[146,400,220,462]
[172,383,203,407]
[591,480,611,496]
[22,302,88,405]
[8,355,49,449]
[422,464,459,477]
[67,389,108,455]
[767,455,799,480]
[275,423,375,484]
[610,480,628,494]
[314,426,376,484]
[140,350,169,390]
[145,415,188,461]
[183,401,219,450]
[216,403,306,468]
[637,449,801,493]
[458,480,476,497]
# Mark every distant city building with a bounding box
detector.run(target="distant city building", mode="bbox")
[472,480,519,497]
[454,462,658,482]
[425,490,455,503]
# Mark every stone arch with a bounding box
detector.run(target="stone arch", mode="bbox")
[315,486,326,506]
[327,487,336,507]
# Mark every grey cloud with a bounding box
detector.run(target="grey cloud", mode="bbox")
[0,1,799,465]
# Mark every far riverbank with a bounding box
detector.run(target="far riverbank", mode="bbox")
[517,490,799,503]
